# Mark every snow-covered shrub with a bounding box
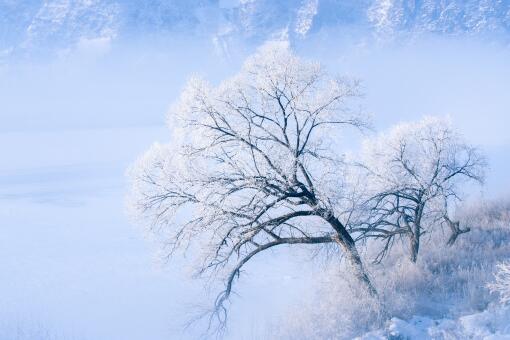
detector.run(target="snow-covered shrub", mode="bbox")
[488,262,510,305]
[275,198,510,339]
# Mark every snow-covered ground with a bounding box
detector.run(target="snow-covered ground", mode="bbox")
[360,305,510,340]
[0,127,321,339]
[0,127,185,340]
[1,28,509,339]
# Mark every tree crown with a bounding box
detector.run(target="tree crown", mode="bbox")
[128,42,369,329]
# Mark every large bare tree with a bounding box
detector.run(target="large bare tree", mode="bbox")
[128,42,376,329]
[356,116,486,263]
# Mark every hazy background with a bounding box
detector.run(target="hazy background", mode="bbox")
[1,1,509,339]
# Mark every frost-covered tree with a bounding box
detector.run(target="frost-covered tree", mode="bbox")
[357,117,486,263]
[128,42,375,329]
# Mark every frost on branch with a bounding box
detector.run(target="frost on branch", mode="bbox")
[357,116,486,263]
[127,41,375,332]
[488,262,510,305]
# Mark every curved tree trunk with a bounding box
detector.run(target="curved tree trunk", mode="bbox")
[325,214,378,297]
[340,237,378,297]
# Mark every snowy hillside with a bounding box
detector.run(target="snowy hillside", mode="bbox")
[2,0,510,57]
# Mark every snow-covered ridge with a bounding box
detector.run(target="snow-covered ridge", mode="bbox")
[1,0,510,56]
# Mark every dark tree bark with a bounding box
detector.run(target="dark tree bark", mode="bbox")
[409,226,420,263]
[444,215,470,246]
[325,213,378,296]
[400,205,423,263]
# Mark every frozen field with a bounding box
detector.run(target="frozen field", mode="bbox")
[1,120,508,339]
[0,127,179,339]
[1,29,509,339]
[0,127,320,339]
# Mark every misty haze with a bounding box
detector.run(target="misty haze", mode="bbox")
[1,1,510,339]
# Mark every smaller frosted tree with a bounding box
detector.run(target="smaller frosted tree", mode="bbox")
[357,116,486,263]
[128,42,375,331]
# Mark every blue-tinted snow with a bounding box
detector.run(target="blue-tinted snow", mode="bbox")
[0,10,509,339]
